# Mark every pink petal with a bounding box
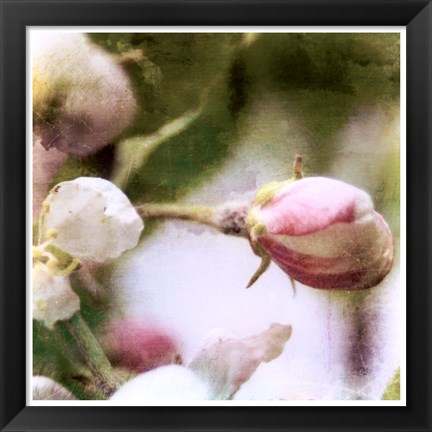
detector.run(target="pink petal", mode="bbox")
[259,212,393,290]
[103,320,180,373]
[188,323,292,399]
[259,177,373,236]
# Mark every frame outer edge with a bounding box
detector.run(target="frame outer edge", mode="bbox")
[0,0,431,431]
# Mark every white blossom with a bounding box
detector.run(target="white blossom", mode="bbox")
[42,177,143,262]
[110,365,211,401]
[32,376,77,400]
[32,263,80,329]
[188,323,292,399]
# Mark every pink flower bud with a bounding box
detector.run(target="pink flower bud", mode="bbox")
[246,177,393,290]
[102,320,181,374]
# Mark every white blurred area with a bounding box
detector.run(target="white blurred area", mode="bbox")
[111,90,401,401]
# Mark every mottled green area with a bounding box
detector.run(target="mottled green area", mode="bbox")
[50,145,115,186]
[52,33,400,206]
[374,149,401,236]
[254,180,293,206]
[112,108,202,188]
[126,90,235,203]
[89,33,241,134]
[245,207,267,242]
[33,320,88,399]
[245,33,399,98]
[382,368,401,400]
[241,33,399,173]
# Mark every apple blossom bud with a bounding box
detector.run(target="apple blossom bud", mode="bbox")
[32,32,137,157]
[102,320,181,373]
[246,177,393,290]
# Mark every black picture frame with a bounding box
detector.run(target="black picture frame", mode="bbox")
[1,1,431,431]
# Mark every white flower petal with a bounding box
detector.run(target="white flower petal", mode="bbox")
[188,323,292,399]
[43,177,143,262]
[110,365,211,401]
[32,264,80,329]
[33,376,77,400]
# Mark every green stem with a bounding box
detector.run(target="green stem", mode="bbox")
[137,202,250,237]
[64,312,120,398]
[51,325,105,400]
[138,203,219,228]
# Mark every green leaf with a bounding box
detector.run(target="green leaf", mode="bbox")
[382,367,400,400]
[112,107,202,189]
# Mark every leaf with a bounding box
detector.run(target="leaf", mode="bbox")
[188,323,292,399]
[112,107,202,188]
[382,367,400,400]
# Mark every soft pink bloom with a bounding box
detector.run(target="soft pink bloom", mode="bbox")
[33,32,137,157]
[188,323,292,399]
[247,177,393,290]
[102,320,180,373]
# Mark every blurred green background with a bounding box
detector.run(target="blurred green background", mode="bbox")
[54,32,399,215]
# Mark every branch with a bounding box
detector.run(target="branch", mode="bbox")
[137,202,251,237]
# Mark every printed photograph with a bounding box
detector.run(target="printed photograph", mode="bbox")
[31,30,402,403]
